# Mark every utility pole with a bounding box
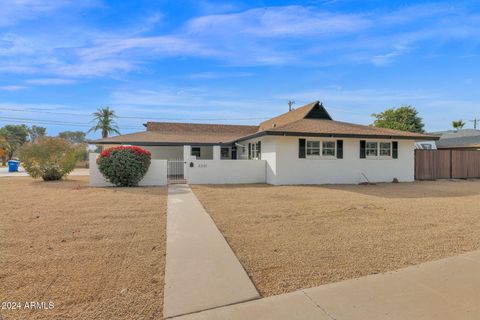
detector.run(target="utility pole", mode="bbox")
[288,100,295,111]
[470,117,480,130]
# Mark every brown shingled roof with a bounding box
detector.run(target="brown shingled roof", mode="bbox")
[92,101,437,145]
[93,122,259,145]
[264,118,437,140]
[146,122,258,135]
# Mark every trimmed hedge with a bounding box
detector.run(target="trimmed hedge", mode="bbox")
[97,146,151,187]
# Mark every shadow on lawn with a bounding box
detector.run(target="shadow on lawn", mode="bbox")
[28,177,166,197]
[320,180,480,199]
[194,180,480,199]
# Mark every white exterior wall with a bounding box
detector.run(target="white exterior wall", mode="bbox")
[142,146,183,159]
[187,160,266,184]
[213,145,221,160]
[270,136,415,185]
[89,153,167,187]
[100,145,183,160]
[96,136,415,185]
[260,137,277,184]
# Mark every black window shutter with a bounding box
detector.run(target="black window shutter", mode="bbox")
[392,141,398,159]
[248,143,251,159]
[257,141,261,159]
[299,139,306,158]
[336,140,343,159]
[360,140,366,158]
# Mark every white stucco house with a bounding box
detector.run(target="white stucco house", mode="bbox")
[91,101,437,185]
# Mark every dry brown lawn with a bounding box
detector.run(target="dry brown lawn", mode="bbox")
[0,176,167,320]
[192,180,480,297]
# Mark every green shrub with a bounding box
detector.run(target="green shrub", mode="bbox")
[19,137,83,181]
[97,146,151,187]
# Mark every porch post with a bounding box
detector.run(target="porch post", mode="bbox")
[183,145,191,161]
[183,145,191,181]
[213,145,221,160]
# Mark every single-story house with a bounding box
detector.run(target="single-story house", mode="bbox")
[92,101,437,184]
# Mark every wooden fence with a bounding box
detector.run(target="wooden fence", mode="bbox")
[415,149,480,180]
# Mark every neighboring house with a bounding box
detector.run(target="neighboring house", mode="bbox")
[429,129,480,150]
[92,101,437,184]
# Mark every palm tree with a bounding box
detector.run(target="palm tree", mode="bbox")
[88,107,121,138]
[452,120,466,131]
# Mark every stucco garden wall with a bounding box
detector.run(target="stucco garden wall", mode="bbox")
[186,160,266,184]
[89,153,167,187]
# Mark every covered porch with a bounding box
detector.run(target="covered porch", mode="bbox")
[125,144,235,161]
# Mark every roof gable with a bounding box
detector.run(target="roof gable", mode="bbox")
[259,101,331,131]
[305,102,332,120]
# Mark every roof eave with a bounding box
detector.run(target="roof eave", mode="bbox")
[88,140,235,146]
[235,130,439,141]
[437,144,480,149]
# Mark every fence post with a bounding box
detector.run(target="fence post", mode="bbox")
[450,149,453,179]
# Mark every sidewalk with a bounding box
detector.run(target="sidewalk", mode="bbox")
[0,167,89,177]
[164,184,259,319]
[174,250,480,320]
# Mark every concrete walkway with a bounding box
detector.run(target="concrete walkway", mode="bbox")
[174,250,480,320]
[164,184,259,319]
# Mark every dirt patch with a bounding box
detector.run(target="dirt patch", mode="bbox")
[0,176,167,320]
[192,180,480,297]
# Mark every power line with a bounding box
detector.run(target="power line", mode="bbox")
[0,119,93,128]
[0,107,268,121]
[0,116,141,129]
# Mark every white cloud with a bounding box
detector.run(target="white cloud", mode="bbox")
[185,6,370,37]
[0,33,39,56]
[109,87,280,122]
[185,71,254,79]
[1,3,480,77]
[371,44,411,66]
[75,35,219,63]
[0,85,27,91]
[0,0,97,27]
[26,78,76,85]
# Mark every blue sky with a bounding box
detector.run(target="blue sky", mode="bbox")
[0,0,479,137]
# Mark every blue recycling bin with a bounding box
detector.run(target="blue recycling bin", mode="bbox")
[8,160,20,172]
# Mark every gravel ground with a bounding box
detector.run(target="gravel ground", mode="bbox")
[192,180,480,297]
[0,176,167,320]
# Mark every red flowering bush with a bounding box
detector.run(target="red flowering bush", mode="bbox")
[97,146,151,187]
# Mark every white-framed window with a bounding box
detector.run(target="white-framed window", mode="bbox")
[365,141,393,159]
[249,141,261,159]
[306,140,336,158]
[366,142,378,157]
[306,141,320,155]
[322,141,336,157]
[379,142,391,156]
